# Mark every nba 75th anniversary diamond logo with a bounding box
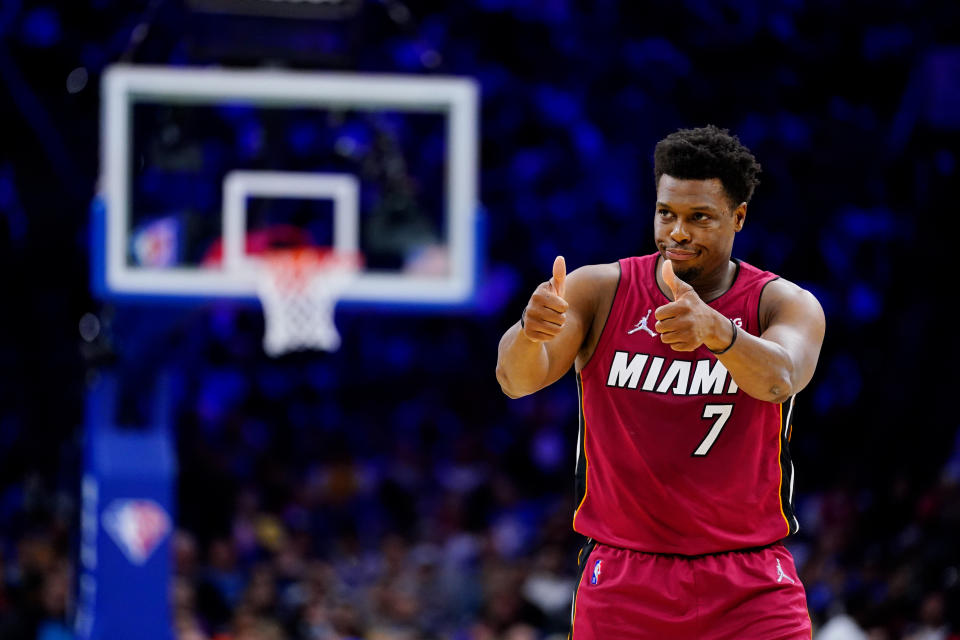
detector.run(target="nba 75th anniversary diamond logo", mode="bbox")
[102,499,171,565]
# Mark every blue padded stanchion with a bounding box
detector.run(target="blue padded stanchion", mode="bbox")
[76,373,177,640]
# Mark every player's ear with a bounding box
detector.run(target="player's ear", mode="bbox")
[732,203,746,231]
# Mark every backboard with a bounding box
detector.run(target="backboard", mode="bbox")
[94,64,480,307]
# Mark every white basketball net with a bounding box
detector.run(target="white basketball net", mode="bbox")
[254,249,359,357]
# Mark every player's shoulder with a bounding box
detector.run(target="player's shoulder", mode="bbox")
[759,276,825,329]
[761,276,819,304]
[568,261,620,284]
[565,262,620,316]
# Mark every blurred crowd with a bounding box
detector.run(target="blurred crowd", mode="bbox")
[2,0,960,639]
[2,405,960,639]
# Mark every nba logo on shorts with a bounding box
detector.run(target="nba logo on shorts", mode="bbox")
[102,499,171,565]
[591,559,603,585]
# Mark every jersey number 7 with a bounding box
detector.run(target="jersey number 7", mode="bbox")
[693,404,734,456]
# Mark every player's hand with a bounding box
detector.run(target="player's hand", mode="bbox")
[654,259,724,352]
[521,256,569,343]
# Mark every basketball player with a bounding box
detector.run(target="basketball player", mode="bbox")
[496,126,824,639]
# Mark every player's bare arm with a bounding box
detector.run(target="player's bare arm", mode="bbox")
[496,257,612,398]
[655,259,825,403]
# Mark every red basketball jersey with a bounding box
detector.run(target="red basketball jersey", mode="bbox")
[573,253,799,555]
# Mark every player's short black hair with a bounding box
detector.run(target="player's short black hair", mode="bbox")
[653,125,762,207]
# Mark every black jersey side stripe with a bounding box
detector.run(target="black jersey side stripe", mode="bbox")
[779,395,800,535]
[573,372,588,526]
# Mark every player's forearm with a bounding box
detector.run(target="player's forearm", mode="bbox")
[496,323,551,398]
[711,325,796,404]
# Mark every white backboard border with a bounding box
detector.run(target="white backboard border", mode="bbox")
[98,64,479,306]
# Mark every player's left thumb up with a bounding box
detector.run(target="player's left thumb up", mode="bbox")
[662,259,694,301]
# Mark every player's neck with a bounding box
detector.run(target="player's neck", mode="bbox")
[657,256,737,302]
[688,259,738,301]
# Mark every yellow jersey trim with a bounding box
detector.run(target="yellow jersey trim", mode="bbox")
[776,402,790,535]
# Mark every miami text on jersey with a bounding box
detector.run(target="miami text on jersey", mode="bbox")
[605,350,739,396]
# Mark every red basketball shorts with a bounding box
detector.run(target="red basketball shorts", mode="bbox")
[570,540,812,640]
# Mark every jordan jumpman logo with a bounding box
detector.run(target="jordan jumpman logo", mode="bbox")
[776,558,795,584]
[627,309,657,337]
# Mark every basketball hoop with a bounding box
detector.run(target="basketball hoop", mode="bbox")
[253,248,360,356]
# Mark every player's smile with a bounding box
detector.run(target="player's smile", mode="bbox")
[663,247,698,261]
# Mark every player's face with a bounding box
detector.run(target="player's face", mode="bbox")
[654,175,745,283]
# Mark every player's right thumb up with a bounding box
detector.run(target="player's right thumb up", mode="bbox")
[551,255,567,298]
